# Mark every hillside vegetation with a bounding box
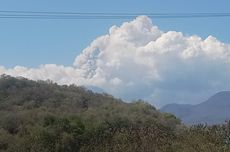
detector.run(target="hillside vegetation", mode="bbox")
[0,75,229,152]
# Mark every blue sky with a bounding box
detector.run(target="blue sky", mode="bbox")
[1,0,230,106]
[0,0,230,68]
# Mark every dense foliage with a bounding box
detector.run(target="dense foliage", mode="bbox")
[0,75,229,152]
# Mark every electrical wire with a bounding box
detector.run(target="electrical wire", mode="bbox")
[0,11,229,19]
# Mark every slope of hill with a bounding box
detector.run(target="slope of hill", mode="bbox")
[0,75,229,152]
[161,91,230,124]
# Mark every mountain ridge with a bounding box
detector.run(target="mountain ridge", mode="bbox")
[161,91,230,124]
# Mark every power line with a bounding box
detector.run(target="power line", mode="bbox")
[1,10,230,16]
[0,10,230,19]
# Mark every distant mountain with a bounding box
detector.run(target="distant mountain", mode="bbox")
[85,85,105,94]
[161,91,230,125]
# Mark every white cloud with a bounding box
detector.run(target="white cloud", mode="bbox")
[1,16,230,107]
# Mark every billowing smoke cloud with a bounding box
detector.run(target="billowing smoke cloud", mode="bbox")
[1,16,230,107]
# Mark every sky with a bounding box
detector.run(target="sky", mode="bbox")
[1,0,230,107]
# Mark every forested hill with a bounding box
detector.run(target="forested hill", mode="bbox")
[0,75,229,152]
